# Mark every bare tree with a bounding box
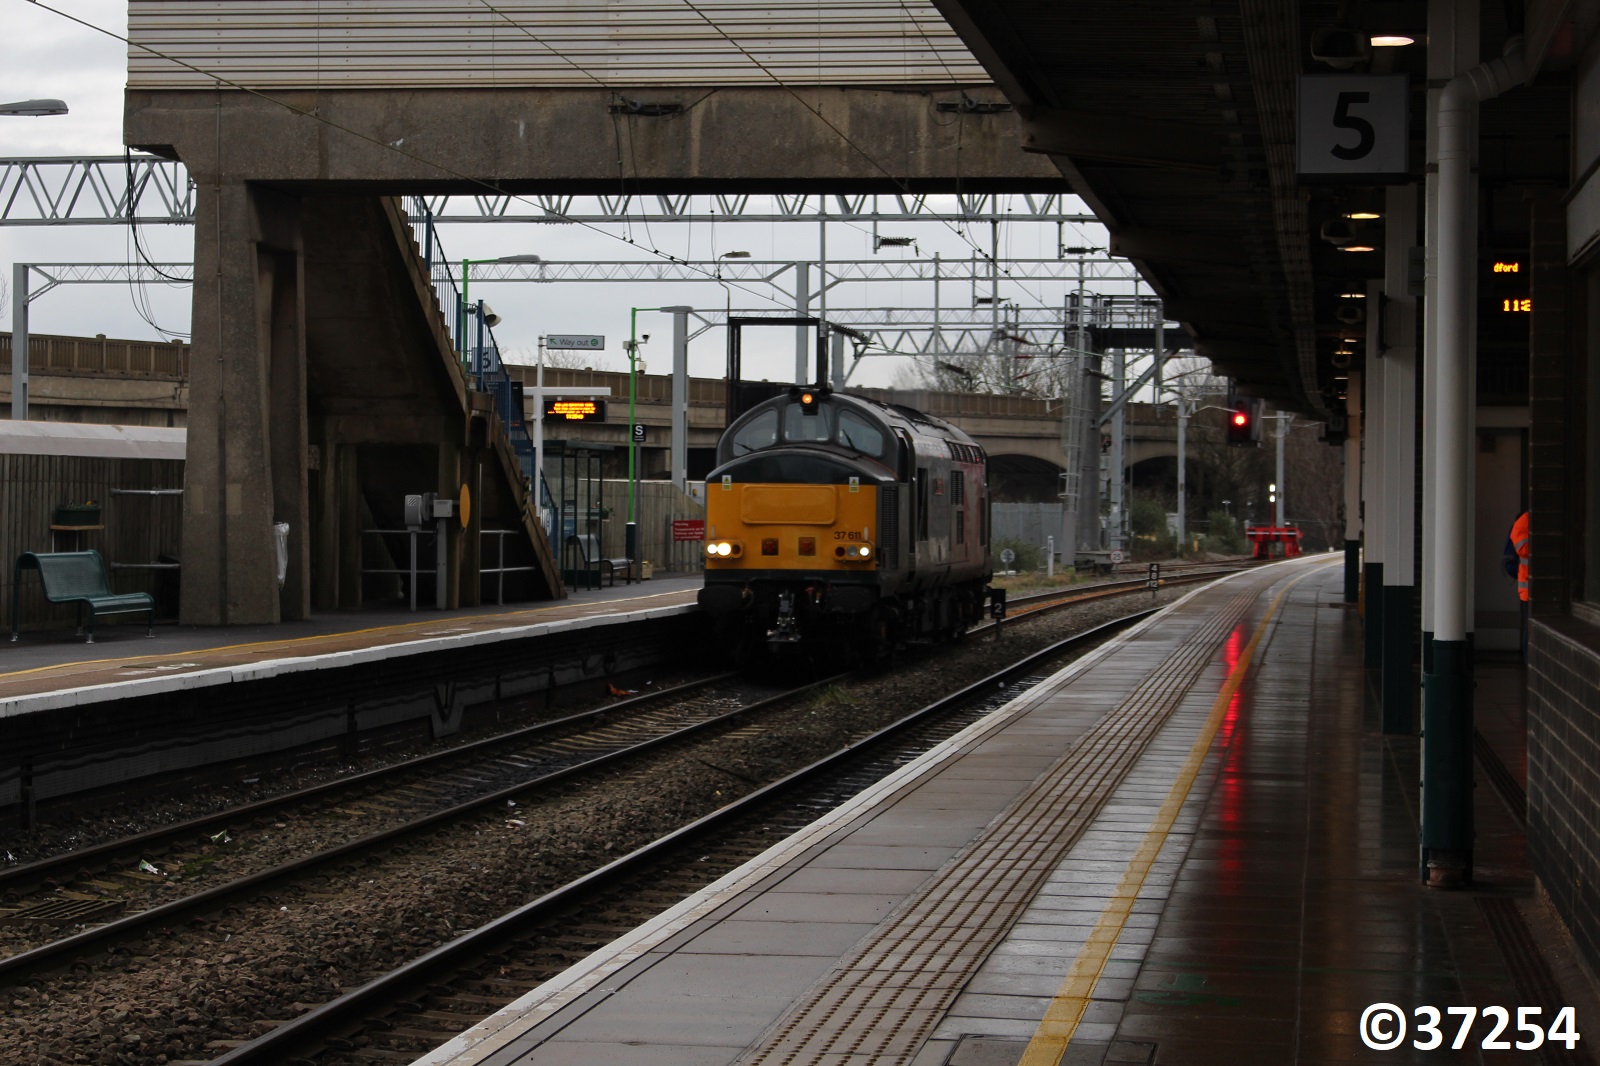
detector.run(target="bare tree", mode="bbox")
[903,340,1089,399]
[501,345,614,372]
[1281,418,1346,550]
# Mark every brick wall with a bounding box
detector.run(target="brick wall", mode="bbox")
[1524,196,1600,969]
[1527,621,1600,967]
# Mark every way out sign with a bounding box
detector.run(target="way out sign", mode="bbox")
[546,335,604,350]
[1297,74,1409,181]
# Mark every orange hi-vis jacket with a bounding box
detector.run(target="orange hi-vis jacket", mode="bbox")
[1512,511,1531,602]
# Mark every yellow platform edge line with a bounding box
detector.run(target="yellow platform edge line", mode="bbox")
[1018,565,1325,1066]
[0,586,692,683]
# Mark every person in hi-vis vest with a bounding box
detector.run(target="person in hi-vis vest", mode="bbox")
[1511,511,1531,602]
[1509,510,1530,661]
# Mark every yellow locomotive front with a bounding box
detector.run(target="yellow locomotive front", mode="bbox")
[703,479,881,574]
[698,387,991,660]
[698,389,903,652]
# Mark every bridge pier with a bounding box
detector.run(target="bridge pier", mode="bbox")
[184,181,309,625]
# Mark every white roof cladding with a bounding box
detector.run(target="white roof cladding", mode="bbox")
[127,1,990,89]
[0,421,186,460]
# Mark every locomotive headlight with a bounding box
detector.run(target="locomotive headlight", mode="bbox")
[858,545,871,559]
[706,540,740,558]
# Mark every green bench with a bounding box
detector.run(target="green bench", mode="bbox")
[11,551,155,644]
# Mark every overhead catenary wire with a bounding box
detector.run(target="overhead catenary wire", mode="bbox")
[24,0,1125,375]
[674,0,1060,317]
[22,0,789,314]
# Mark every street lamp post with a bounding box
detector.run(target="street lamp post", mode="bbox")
[624,309,655,573]
[624,305,695,571]
[1275,412,1289,529]
[3,99,67,420]
[459,254,541,365]
[10,264,29,421]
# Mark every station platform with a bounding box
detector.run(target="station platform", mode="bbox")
[0,573,706,813]
[0,573,701,707]
[417,555,1596,1066]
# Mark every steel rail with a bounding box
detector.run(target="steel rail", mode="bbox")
[0,673,735,896]
[980,565,1246,628]
[0,672,839,982]
[209,607,1161,1064]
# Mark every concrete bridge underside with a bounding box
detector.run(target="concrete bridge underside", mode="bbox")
[126,88,1056,193]
[123,86,1063,625]
[178,185,562,625]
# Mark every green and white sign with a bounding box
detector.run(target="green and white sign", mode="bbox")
[546,335,605,350]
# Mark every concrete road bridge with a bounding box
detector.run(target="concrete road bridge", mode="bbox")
[0,330,1223,504]
[517,366,1225,500]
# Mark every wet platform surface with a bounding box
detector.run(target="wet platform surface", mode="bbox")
[0,574,701,704]
[417,556,1597,1066]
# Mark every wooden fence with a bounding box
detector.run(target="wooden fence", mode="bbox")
[0,331,189,378]
[0,454,186,634]
[581,480,706,574]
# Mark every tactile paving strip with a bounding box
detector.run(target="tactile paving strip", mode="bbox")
[738,573,1278,1066]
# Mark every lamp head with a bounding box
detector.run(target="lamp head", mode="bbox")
[0,98,68,116]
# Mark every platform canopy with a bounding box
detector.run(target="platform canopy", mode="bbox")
[0,420,186,460]
[930,0,1567,416]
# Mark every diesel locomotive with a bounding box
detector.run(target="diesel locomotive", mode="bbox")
[696,386,992,658]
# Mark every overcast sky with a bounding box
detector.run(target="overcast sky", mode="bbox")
[1,0,1122,387]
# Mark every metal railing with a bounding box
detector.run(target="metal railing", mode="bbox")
[404,198,538,485]
[480,528,537,605]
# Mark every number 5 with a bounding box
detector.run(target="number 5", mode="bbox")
[1331,91,1375,160]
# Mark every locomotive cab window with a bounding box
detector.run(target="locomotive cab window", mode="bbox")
[836,409,886,458]
[729,409,779,456]
[783,402,833,442]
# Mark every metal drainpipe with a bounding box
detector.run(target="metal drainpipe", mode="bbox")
[1343,372,1362,602]
[1422,35,1525,888]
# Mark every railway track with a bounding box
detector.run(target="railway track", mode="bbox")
[208,606,1157,1066]
[986,561,1253,626]
[0,565,1243,920]
[0,572,1229,1064]
[0,673,834,978]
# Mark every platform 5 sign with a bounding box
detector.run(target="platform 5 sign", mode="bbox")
[1297,74,1409,181]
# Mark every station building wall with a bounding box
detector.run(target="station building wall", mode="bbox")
[1526,41,1600,971]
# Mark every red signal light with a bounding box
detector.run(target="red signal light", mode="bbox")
[1227,403,1257,447]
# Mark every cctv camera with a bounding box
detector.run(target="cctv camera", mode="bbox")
[1311,28,1370,69]
[641,334,650,344]
[1319,219,1354,246]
